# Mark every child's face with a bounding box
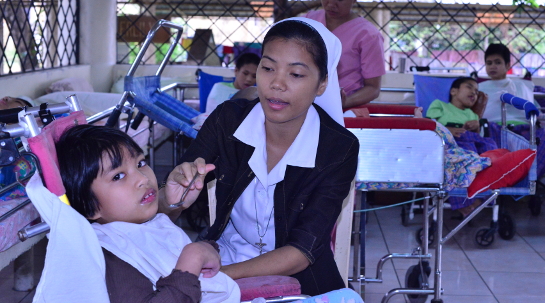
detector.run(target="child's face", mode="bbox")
[485,54,509,80]
[450,80,478,109]
[257,38,327,126]
[89,147,159,224]
[0,96,27,110]
[233,63,258,90]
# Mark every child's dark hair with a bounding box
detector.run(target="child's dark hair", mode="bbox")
[55,124,143,219]
[235,53,261,70]
[449,77,477,103]
[485,43,511,65]
[15,98,32,108]
[262,20,328,82]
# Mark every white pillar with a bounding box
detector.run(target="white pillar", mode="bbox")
[79,0,117,92]
[370,7,391,72]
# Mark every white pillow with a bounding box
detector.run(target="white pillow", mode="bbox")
[46,77,94,94]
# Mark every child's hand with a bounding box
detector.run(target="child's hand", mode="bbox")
[471,91,488,118]
[463,120,480,132]
[175,242,221,278]
[446,126,466,138]
[165,157,215,208]
[414,107,423,118]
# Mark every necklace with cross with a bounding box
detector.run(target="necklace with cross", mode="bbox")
[254,191,274,255]
[255,237,267,255]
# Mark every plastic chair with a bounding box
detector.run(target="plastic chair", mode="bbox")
[207,179,355,302]
[197,69,234,113]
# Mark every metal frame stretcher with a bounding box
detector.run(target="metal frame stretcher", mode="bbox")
[344,98,538,303]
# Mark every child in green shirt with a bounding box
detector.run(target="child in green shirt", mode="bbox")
[426,77,497,154]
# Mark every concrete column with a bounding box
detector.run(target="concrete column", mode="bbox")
[79,0,117,92]
[370,7,391,71]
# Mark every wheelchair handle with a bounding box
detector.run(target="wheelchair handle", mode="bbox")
[131,112,146,130]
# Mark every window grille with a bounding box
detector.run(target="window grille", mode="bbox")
[116,0,544,77]
[0,0,78,77]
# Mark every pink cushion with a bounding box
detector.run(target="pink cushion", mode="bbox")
[236,275,301,301]
[467,148,536,198]
[27,111,87,196]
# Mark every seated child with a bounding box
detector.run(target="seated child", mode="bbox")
[479,43,545,178]
[205,52,260,113]
[45,124,239,302]
[426,76,498,155]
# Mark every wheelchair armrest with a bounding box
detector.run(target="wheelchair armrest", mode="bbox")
[344,117,436,131]
[345,104,417,116]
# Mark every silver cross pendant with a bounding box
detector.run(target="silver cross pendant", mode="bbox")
[255,237,266,255]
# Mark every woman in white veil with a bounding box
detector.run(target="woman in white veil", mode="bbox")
[169,17,359,295]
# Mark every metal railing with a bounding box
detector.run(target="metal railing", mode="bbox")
[116,0,544,77]
[0,0,78,76]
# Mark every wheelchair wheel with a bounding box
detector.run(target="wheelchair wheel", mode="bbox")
[498,213,516,240]
[529,195,542,216]
[405,261,430,303]
[474,227,495,247]
[416,222,436,246]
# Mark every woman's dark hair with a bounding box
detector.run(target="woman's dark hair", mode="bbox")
[55,124,143,219]
[262,20,328,82]
[449,77,477,103]
[485,43,511,65]
[235,52,261,70]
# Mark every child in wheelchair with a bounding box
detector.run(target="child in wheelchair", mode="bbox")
[50,124,239,302]
[426,76,498,155]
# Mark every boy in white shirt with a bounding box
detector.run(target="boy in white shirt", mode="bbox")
[479,43,544,179]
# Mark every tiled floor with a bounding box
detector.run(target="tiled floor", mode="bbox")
[358,196,545,303]
[1,189,544,302]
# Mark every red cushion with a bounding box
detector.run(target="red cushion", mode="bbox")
[480,148,510,162]
[468,149,536,198]
[236,275,301,301]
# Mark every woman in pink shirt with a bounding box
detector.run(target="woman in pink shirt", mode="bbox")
[306,0,386,109]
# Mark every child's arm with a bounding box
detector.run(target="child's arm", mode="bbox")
[175,241,221,278]
[103,249,201,303]
[471,91,488,118]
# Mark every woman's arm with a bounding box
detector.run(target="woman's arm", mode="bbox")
[342,76,382,109]
[221,245,310,280]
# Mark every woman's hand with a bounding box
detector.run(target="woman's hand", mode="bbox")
[176,242,221,278]
[165,157,215,209]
